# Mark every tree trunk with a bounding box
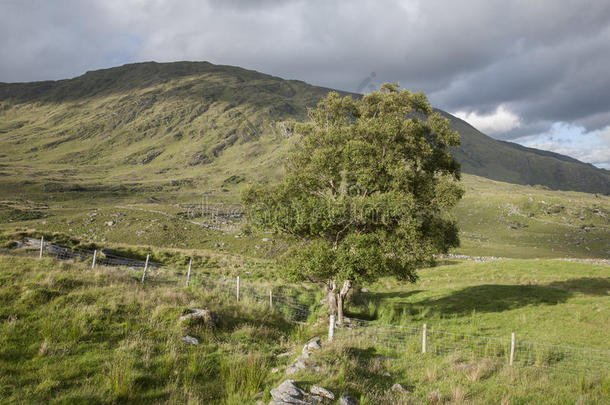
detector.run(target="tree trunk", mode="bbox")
[327,281,338,316]
[336,280,351,326]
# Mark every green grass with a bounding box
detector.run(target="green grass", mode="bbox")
[453,175,610,259]
[0,255,300,404]
[1,171,607,260]
[350,259,610,349]
[0,254,608,404]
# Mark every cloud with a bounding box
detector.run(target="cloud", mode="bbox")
[1,0,610,168]
[516,123,610,169]
[453,105,521,135]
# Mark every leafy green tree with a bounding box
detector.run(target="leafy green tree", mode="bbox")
[242,84,463,323]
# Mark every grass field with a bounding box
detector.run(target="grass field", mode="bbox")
[0,253,607,404]
[1,172,608,261]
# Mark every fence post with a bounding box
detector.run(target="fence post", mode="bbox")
[328,314,336,342]
[236,276,240,301]
[422,324,427,354]
[510,332,515,366]
[141,254,150,284]
[91,250,97,269]
[39,236,44,259]
[269,290,273,309]
[186,258,192,286]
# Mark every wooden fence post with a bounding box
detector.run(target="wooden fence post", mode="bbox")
[186,258,192,286]
[39,236,44,259]
[141,254,150,284]
[91,250,97,269]
[236,276,240,301]
[328,314,336,342]
[510,332,515,366]
[422,324,427,354]
[269,290,273,309]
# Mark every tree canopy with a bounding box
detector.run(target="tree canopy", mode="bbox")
[243,83,463,290]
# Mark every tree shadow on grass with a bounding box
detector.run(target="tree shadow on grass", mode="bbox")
[369,277,609,318]
[414,284,571,316]
[546,277,610,296]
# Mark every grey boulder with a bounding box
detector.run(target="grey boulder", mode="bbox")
[339,394,359,405]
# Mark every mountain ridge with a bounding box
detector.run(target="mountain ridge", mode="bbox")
[0,61,608,194]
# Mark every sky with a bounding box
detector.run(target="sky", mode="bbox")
[1,0,609,169]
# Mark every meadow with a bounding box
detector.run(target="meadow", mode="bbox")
[0,250,607,404]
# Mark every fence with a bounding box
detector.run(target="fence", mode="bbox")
[12,237,610,377]
[338,319,610,375]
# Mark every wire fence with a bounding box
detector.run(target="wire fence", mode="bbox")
[11,237,610,377]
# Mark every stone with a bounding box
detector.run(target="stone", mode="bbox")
[300,337,321,359]
[310,385,335,400]
[270,380,306,401]
[285,358,307,375]
[179,308,220,328]
[339,394,359,405]
[105,221,115,226]
[360,287,369,293]
[181,335,199,345]
[391,383,407,393]
[276,351,294,358]
[304,337,322,351]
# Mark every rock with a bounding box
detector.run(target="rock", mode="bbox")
[262,238,270,242]
[270,380,306,402]
[391,383,407,393]
[105,221,115,226]
[271,367,279,373]
[254,391,264,399]
[286,358,307,375]
[179,308,220,328]
[300,337,322,359]
[304,337,322,351]
[276,351,294,358]
[360,287,369,293]
[181,335,199,345]
[310,385,335,400]
[339,394,359,405]
[382,372,391,377]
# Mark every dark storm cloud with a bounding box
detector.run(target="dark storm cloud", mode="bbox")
[1,0,610,166]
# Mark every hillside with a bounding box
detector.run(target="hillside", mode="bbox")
[0,61,608,195]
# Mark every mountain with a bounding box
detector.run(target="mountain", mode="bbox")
[0,61,608,194]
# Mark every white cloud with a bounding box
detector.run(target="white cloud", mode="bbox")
[515,123,610,169]
[452,105,521,135]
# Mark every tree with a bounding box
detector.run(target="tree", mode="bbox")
[242,84,463,324]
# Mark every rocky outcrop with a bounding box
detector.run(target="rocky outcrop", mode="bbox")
[310,385,335,400]
[179,308,220,328]
[268,380,335,405]
[286,337,322,375]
